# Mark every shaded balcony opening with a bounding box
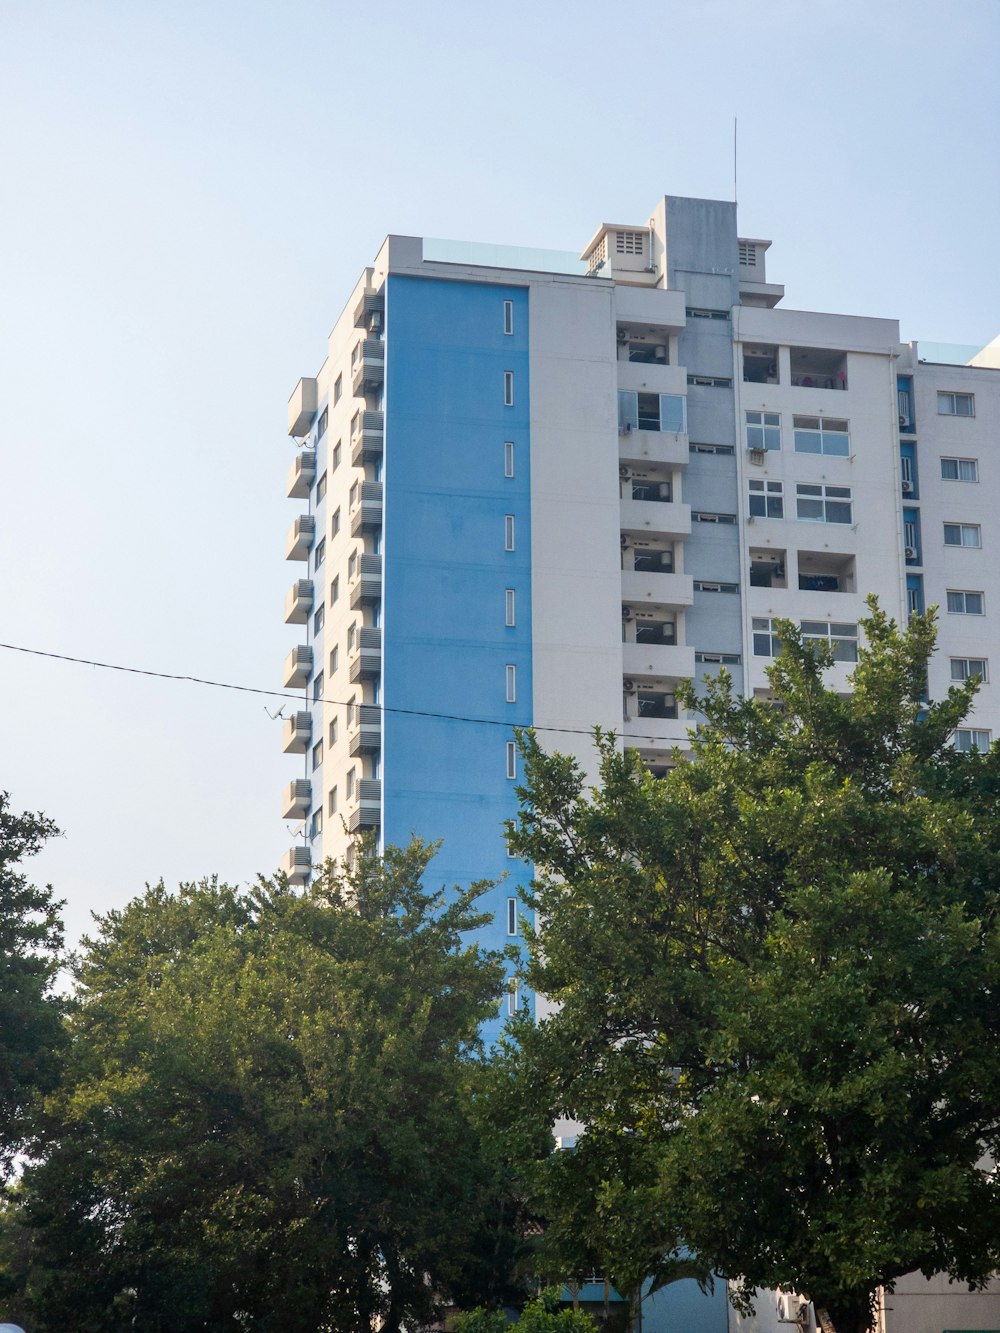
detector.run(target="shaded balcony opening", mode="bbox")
[619,390,686,434]
[623,539,674,573]
[749,548,787,589]
[743,344,779,384]
[617,325,670,364]
[636,690,678,720]
[790,346,848,390]
[797,550,855,593]
[623,611,677,645]
[628,476,673,503]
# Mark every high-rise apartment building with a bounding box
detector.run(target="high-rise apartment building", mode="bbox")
[279,192,1000,1041]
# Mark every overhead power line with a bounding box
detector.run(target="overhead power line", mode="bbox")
[0,641,686,746]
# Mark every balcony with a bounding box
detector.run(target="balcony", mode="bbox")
[623,641,696,681]
[286,450,317,499]
[349,627,382,682]
[287,376,318,437]
[281,845,311,885]
[283,645,313,689]
[351,339,385,398]
[285,514,316,562]
[351,410,385,467]
[353,288,385,330]
[350,482,383,536]
[284,579,314,624]
[620,570,694,610]
[281,779,312,820]
[347,779,381,832]
[620,498,691,540]
[349,554,382,608]
[347,704,382,755]
[619,429,688,469]
[282,711,312,754]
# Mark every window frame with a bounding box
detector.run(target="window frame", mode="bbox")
[745,410,781,451]
[505,588,516,626]
[504,514,515,551]
[506,897,518,936]
[795,482,853,525]
[505,664,516,703]
[792,415,850,457]
[503,300,514,335]
[947,589,985,615]
[504,371,514,406]
[505,741,517,780]
[504,440,515,478]
[943,522,982,548]
[953,728,991,752]
[938,391,975,417]
[950,657,988,683]
[748,478,784,519]
[941,457,979,482]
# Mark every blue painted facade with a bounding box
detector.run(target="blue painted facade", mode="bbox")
[382,274,533,1043]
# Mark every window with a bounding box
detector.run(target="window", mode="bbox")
[801,620,859,663]
[687,374,732,388]
[506,741,517,780]
[745,410,781,451]
[694,581,739,594]
[328,786,338,814]
[696,651,742,665]
[504,371,514,406]
[345,767,355,800]
[331,507,341,539]
[316,470,328,502]
[947,589,984,615]
[507,898,518,935]
[953,728,991,752]
[332,440,342,471]
[738,240,758,267]
[506,979,519,1016]
[313,538,326,570]
[333,374,343,404]
[616,230,644,255]
[951,657,988,682]
[312,740,324,770]
[793,416,849,456]
[315,408,328,443]
[752,618,783,657]
[349,481,359,510]
[313,604,325,635]
[347,550,357,581]
[505,588,516,626]
[329,645,339,674]
[330,575,340,604]
[944,523,981,548]
[310,807,323,838]
[749,479,783,519]
[691,442,735,456]
[504,515,515,551]
[618,390,686,434]
[329,717,338,745]
[313,670,325,701]
[900,454,914,488]
[350,342,362,371]
[504,440,515,478]
[503,300,514,335]
[796,483,852,524]
[692,511,737,524]
[941,457,979,482]
[938,391,974,417]
[686,307,730,321]
[505,664,516,703]
[347,622,357,654]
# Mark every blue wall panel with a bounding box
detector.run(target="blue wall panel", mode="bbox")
[383,274,532,1043]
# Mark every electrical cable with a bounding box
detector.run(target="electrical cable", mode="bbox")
[0,641,686,745]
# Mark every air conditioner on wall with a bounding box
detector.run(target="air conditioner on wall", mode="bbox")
[902,479,914,493]
[619,465,632,480]
[623,680,637,694]
[905,546,917,559]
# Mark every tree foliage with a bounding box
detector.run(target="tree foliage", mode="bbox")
[455,1288,597,1333]
[0,794,64,1180]
[17,839,532,1332]
[503,603,1000,1333]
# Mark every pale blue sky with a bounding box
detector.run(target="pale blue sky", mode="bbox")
[1,0,998,941]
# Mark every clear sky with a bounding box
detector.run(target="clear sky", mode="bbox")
[1,0,998,942]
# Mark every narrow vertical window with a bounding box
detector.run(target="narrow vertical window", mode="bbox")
[504,440,515,477]
[504,371,514,406]
[505,664,516,703]
[329,646,339,674]
[503,300,514,335]
[507,978,519,1015]
[506,741,517,780]
[505,588,516,626]
[331,575,339,604]
[328,785,338,814]
[507,897,518,935]
[504,515,515,551]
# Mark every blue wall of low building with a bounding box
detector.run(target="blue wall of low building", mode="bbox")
[383,273,533,1043]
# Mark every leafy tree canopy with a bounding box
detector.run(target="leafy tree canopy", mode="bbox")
[0,794,64,1180]
[17,839,534,1333]
[455,1288,597,1332]
[502,603,1000,1333]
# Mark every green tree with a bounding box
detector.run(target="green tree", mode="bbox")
[0,794,64,1180]
[18,839,531,1332]
[503,604,1000,1333]
[455,1288,597,1332]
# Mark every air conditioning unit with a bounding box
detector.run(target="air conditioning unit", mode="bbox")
[620,423,633,434]
[622,608,634,621]
[899,414,909,428]
[901,479,914,493]
[617,329,628,343]
[623,679,637,695]
[658,483,672,500]
[905,545,917,559]
[620,535,632,549]
[619,465,632,480]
